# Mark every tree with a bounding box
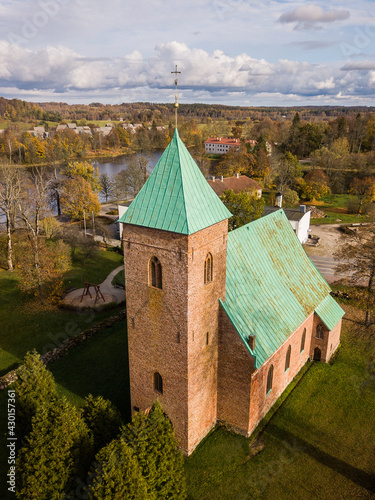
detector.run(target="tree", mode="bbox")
[311,137,350,192]
[334,226,375,326]
[64,161,100,192]
[282,187,299,207]
[271,151,301,194]
[16,398,93,500]
[220,190,265,231]
[115,153,150,200]
[295,169,330,202]
[17,167,54,302]
[348,177,375,215]
[214,145,254,178]
[82,395,123,454]
[122,401,186,499]
[16,238,71,300]
[192,144,210,177]
[87,438,149,500]
[0,165,22,270]
[100,173,114,203]
[60,176,101,221]
[14,350,58,440]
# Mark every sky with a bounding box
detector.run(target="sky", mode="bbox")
[0,0,375,107]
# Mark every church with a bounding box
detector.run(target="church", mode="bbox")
[119,129,344,456]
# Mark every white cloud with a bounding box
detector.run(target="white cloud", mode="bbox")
[0,40,374,105]
[278,4,350,30]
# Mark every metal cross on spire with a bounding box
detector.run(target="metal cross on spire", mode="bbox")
[171,64,181,129]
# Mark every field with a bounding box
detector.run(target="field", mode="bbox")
[307,194,373,225]
[0,248,123,375]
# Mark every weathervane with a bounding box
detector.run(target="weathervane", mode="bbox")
[171,64,181,128]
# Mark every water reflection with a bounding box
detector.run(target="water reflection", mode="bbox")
[92,151,163,176]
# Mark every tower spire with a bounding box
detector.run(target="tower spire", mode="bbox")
[171,64,181,129]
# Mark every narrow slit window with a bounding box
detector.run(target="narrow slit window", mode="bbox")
[149,256,162,289]
[154,372,163,394]
[300,328,306,352]
[285,345,291,372]
[204,253,213,284]
[266,365,273,394]
[316,324,324,340]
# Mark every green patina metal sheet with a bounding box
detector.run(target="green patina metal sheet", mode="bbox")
[221,210,345,369]
[118,129,232,234]
[315,294,344,331]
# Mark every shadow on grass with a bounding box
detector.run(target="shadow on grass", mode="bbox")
[268,426,375,494]
[48,319,131,422]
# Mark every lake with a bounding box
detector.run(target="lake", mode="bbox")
[92,151,163,177]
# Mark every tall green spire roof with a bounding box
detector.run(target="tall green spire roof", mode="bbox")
[119,129,231,235]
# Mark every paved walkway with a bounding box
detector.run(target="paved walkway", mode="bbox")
[61,265,125,310]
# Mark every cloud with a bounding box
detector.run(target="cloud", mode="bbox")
[341,60,375,71]
[278,5,350,30]
[0,40,374,105]
[289,40,337,51]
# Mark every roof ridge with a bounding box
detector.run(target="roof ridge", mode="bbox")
[174,129,190,233]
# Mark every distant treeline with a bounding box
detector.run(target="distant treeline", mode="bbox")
[2,96,375,124]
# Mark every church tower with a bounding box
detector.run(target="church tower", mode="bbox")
[120,129,232,454]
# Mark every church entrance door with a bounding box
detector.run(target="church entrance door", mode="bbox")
[313,347,321,361]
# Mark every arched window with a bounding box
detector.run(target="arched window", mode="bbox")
[266,365,273,394]
[149,257,162,289]
[204,253,213,284]
[316,324,324,340]
[300,328,306,353]
[285,345,291,371]
[154,372,163,394]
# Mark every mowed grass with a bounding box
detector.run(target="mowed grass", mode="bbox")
[0,249,123,374]
[307,194,374,225]
[185,309,375,499]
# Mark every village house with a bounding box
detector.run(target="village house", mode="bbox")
[205,137,271,154]
[119,129,344,456]
[207,174,262,198]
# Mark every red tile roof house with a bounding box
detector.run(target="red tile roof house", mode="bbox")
[208,174,262,198]
[205,137,258,154]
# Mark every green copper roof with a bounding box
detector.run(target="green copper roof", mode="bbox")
[315,294,344,331]
[220,210,344,369]
[118,129,232,234]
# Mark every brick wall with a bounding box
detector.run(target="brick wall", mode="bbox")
[248,314,314,434]
[217,306,254,434]
[123,220,228,455]
[310,315,342,362]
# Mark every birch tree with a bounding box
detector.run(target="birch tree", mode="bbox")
[0,165,22,271]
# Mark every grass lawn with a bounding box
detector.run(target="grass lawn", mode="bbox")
[0,248,123,375]
[111,269,125,287]
[303,194,373,225]
[186,307,375,499]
